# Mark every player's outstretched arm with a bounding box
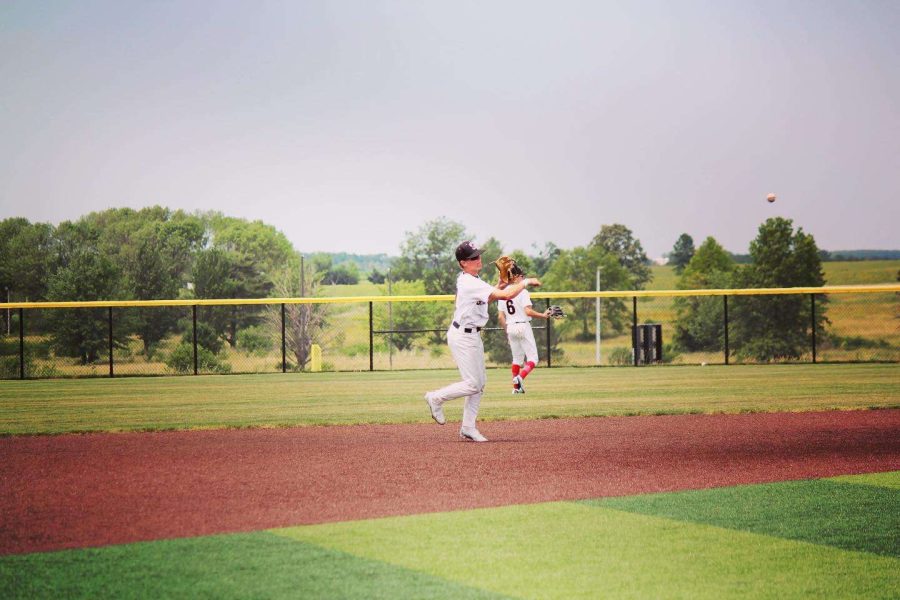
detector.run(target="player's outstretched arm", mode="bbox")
[489,278,540,302]
[525,305,550,320]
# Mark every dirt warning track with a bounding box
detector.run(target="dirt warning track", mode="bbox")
[2,409,898,555]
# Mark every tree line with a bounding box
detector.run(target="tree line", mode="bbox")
[664,225,826,361]
[383,217,827,363]
[0,208,320,371]
[1,208,827,369]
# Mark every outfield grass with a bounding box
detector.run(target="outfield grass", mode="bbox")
[3,472,897,599]
[0,363,897,435]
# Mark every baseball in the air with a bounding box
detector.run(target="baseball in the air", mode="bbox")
[766,193,776,203]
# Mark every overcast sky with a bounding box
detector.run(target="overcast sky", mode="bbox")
[1,0,897,259]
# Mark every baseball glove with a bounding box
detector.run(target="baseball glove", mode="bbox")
[547,305,566,318]
[493,255,517,285]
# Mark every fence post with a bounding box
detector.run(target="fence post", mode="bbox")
[723,295,729,365]
[18,308,24,380]
[108,307,114,378]
[632,296,638,366]
[811,293,817,364]
[369,301,374,372]
[546,300,552,368]
[192,305,198,375]
[281,303,286,373]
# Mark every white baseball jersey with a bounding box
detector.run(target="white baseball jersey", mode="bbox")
[498,288,533,323]
[452,272,494,328]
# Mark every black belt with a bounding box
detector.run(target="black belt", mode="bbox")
[452,321,482,333]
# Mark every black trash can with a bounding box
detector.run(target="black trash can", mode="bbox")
[632,323,663,365]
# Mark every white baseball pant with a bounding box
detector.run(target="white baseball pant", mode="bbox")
[429,326,485,428]
[506,322,539,365]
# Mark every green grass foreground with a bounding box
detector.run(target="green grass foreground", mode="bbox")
[3,472,897,599]
[1,363,897,435]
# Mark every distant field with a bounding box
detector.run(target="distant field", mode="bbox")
[648,260,899,290]
[315,261,898,292]
[647,264,679,290]
[319,280,384,297]
[822,260,900,285]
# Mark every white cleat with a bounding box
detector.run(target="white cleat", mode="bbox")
[459,426,488,442]
[424,392,445,425]
[512,375,525,394]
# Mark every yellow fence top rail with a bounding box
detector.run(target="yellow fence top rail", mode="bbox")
[1,284,897,310]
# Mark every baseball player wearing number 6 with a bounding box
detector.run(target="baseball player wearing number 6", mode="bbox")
[497,266,552,394]
[424,241,541,442]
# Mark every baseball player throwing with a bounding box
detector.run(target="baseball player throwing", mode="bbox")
[424,240,541,442]
[497,265,553,394]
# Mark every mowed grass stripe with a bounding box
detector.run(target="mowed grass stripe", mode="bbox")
[272,501,899,600]
[0,532,506,600]
[585,473,900,557]
[828,471,900,490]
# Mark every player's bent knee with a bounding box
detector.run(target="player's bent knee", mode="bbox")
[461,380,483,395]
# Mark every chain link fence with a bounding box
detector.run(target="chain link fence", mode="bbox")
[2,286,898,379]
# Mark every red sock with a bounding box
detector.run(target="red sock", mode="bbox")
[520,361,536,378]
[511,364,521,377]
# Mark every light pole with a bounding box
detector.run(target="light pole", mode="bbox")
[595,268,602,365]
[387,270,393,369]
[4,287,9,336]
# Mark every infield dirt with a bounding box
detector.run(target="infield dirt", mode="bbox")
[2,409,898,555]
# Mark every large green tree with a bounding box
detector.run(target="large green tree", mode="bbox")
[0,218,54,305]
[77,207,204,295]
[391,218,470,295]
[672,237,735,352]
[127,212,205,357]
[730,218,827,361]
[590,224,652,289]
[309,253,362,285]
[72,207,207,357]
[192,214,289,349]
[540,224,651,341]
[527,242,561,278]
[192,247,273,349]
[542,245,631,340]
[46,222,130,364]
[201,212,296,276]
[668,233,695,274]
